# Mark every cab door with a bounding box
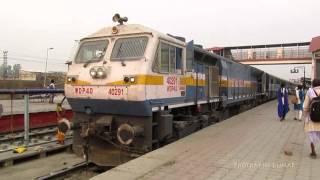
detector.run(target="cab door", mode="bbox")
[149,40,185,100]
[205,66,209,99]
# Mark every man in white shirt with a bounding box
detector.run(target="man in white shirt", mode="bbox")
[48,79,55,103]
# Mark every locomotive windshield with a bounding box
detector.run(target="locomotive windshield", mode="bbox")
[75,40,108,63]
[111,36,148,60]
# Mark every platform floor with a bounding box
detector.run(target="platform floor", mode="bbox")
[1,95,70,115]
[92,100,320,180]
[0,152,83,180]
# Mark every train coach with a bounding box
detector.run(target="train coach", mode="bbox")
[62,14,294,166]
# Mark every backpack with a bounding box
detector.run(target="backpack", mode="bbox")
[291,96,298,104]
[310,89,320,122]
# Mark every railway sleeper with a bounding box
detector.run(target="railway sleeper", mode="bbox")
[0,142,72,168]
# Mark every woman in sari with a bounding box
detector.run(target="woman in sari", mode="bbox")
[277,83,289,121]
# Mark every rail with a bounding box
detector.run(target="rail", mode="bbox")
[34,162,93,180]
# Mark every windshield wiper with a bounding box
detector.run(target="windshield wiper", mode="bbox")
[83,53,105,68]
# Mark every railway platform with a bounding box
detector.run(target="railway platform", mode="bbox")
[1,95,71,116]
[92,100,320,180]
[0,95,72,133]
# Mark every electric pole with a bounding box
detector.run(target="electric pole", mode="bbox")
[2,51,8,80]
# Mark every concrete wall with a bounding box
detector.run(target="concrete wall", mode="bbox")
[0,80,43,99]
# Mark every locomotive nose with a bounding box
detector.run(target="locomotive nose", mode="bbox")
[117,123,144,145]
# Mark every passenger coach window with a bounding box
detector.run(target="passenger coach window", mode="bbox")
[111,37,148,60]
[153,42,182,74]
[75,40,108,63]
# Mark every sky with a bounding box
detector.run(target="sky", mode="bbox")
[0,0,319,80]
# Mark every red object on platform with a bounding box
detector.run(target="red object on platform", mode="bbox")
[0,110,73,133]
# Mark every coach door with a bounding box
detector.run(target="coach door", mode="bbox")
[204,64,219,99]
[262,73,266,94]
[205,66,209,98]
[149,40,184,99]
[227,62,233,100]
[265,74,269,95]
[209,66,219,98]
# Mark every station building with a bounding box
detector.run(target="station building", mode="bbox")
[309,36,320,80]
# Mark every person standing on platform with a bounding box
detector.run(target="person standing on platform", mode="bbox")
[303,79,320,159]
[277,83,289,121]
[294,85,304,121]
[48,79,55,103]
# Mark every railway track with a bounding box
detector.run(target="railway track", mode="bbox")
[0,126,73,153]
[0,126,73,168]
[0,126,56,143]
[35,162,109,180]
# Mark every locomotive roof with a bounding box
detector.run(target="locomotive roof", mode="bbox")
[82,24,186,46]
[81,24,292,85]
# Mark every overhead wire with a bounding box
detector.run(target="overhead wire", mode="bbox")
[0,49,68,66]
[8,56,65,64]
[6,50,67,62]
[5,56,66,66]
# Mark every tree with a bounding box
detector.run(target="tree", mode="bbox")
[0,64,4,78]
[13,64,21,79]
[6,65,13,78]
[0,64,10,79]
[0,64,22,79]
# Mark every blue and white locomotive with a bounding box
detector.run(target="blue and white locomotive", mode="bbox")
[63,14,293,166]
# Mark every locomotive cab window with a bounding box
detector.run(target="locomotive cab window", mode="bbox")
[75,40,108,63]
[153,41,183,74]
[111,36,148,60]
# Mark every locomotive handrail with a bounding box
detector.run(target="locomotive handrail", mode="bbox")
[0,89,64,95]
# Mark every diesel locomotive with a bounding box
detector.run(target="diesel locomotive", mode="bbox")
[62,14,294,166]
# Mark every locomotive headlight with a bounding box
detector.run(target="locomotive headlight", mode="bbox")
[67,77,72,82]
[96,68,105,77]
[90,68,97,77]
[124,77,129,83]
[90,67,106,79]
[130,77,135,83]
[97,67,106,78]
[66,76,76,83]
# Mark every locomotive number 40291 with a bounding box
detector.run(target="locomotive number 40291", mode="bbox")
[108,87,124,96]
